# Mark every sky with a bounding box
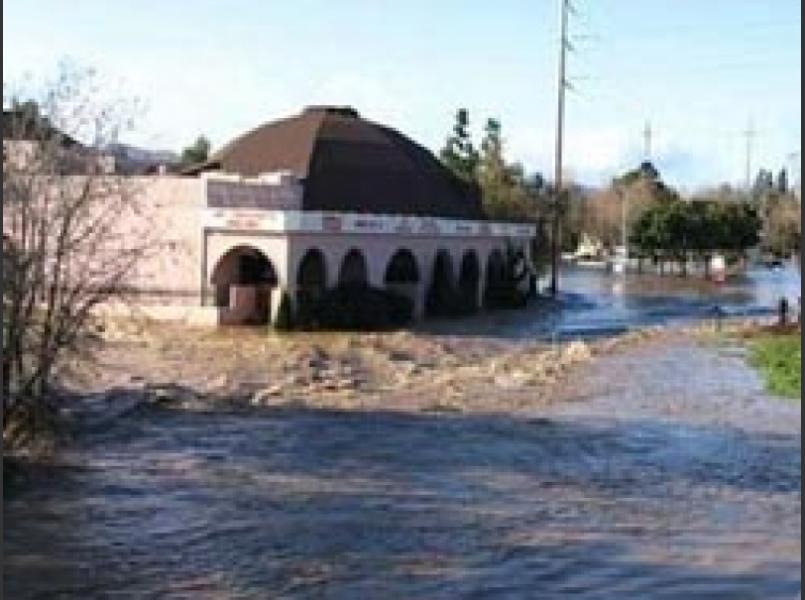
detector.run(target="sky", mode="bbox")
[3,0,801,190]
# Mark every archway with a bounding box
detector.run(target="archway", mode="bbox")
[458,249,481,313]
[384,248,420,304]
[338,248,368,287]
[426,249,456,316]
[211,245,277,325]
[296,248,328,325]
[484,248,506,309]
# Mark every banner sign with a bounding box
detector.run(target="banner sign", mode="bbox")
[202,209,535,239]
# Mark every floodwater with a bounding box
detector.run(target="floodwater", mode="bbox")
[4,265,801,599]
[424,261,802,340]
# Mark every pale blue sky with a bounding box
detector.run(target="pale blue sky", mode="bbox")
[3,0,801,189]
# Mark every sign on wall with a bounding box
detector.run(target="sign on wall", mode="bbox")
[201,207,536,239]
[203,209,281,231]
[206,180,302,211]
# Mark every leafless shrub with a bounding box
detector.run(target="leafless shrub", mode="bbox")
[2,64,157,449]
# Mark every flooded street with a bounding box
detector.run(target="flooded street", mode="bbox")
[4,267,801,598]
[424,262,801,340]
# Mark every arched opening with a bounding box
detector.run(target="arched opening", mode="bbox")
[211,245,277,325]
[484,248,506,309]
[458,249,481,313]
[296,248,328,325]
[384,248,420,305]
[426,249,457,316]
[338,248,368,287]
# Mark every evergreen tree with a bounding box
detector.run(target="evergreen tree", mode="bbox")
[478,118,508,212]
[439,108,479,182]
[439,110,545,222]
[180,135,211,166]
[752,168,775,199]
[776,167,789,195]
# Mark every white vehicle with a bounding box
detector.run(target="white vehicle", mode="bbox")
[710,254,726,282]
[611,245,628,274]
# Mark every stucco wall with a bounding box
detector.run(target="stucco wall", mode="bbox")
[123,177,206,305]
[40,174,536,324]
[6,168,536,326]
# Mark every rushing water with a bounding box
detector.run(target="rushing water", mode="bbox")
[4,264,801,599]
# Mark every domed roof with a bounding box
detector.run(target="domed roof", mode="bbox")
[187,106,485,220]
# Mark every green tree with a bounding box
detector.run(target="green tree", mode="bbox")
[581,162,678,259]
[181,135,211,166]
[474,117,545,222]
[480,118,505,174]
[614,160,660,186]
[630,204,668,272]
[478,118,510,217]
[439,108,479,183]
[752,168,775,200]
[763,194,800,258]
[776,167,789,195]
[631,199,761,276]
[685,201,711,271]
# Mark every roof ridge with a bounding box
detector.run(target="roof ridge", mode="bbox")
[300,109,329,179]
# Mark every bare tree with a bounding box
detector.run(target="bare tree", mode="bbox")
[3,65,156,449]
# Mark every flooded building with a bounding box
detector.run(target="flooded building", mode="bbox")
[6,106,537,326]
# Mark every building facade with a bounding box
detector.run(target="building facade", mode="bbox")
[5,106,538,327]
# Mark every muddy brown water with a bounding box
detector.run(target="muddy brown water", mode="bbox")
[4,333,800,599]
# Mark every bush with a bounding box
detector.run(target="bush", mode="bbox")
[426,280,469,317]
[308,283,414,331]
[483,245,530,309]
[273,291,294,331]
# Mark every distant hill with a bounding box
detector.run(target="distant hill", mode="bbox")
[104,143,180,174]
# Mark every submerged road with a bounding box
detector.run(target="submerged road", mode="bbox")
[422,262,802,340]
[4,332,800,598]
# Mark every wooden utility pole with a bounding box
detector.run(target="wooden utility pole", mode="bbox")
[549,0,570,297]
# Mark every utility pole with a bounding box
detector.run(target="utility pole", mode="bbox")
[549,0,571,297]
[743,118,756,190]
[643,121,652,161]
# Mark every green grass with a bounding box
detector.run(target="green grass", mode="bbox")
[749,333,801,399]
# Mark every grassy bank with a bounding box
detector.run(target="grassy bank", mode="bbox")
[749,330,801,399]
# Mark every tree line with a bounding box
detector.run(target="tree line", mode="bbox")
[629,199,761,275]
[438,110,799,272]
[439,108,548,222]
[751,167,801,258]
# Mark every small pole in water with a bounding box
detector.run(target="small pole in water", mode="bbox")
[778,297,789,327]
[712,305,724,332]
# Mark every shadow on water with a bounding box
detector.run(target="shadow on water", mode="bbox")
[5,402,801,598]
[4,263,801,598]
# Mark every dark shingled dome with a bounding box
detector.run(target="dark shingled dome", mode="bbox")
[186,106,485,220]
